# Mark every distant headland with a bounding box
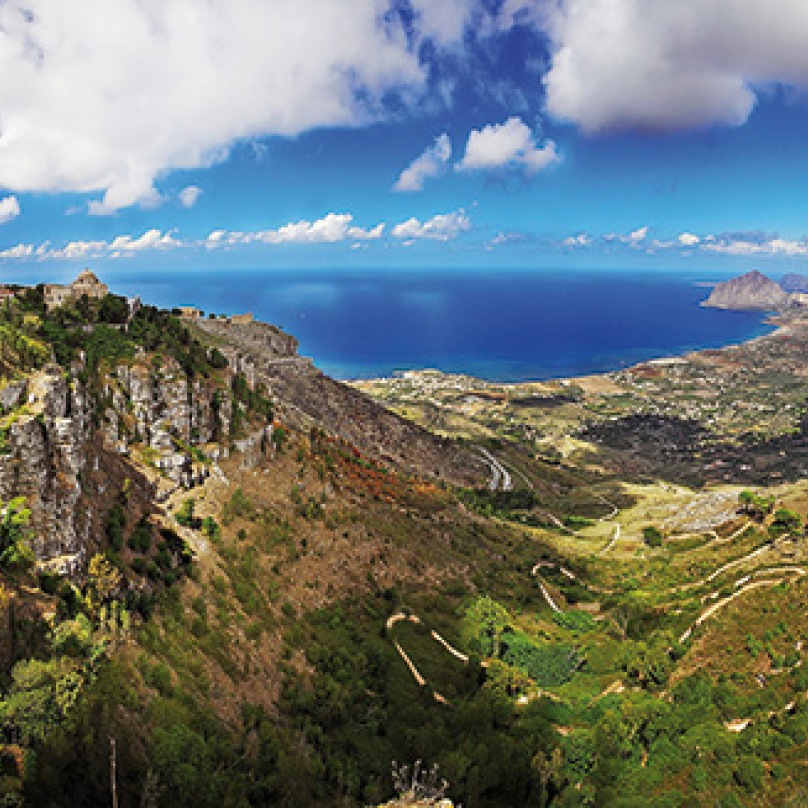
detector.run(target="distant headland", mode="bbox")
[702,269,808,311]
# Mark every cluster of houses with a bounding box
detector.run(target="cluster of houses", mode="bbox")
[177,306,254,325]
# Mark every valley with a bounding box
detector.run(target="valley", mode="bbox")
[0,274,807,806]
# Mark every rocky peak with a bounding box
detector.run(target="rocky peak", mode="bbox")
[702,270,789,310]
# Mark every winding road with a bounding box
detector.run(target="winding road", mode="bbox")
[476,447,512,491]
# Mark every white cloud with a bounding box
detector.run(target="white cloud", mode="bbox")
[109,229,180,253]
[391,210,471,240]
[0,242,32,258]
[53,240,109,260]
[456,117,559,174]
[0,229,181,260]
[701,235,808,257]
[489,231,530,247]
[393,133,452,192]
[626,226,648,243]
[563,233,591,247]
[678,232,701,246]
[179,185,202,208]
[0,196,20,225]
[543,0,808,132]
[206,213,385,248]
[408,0,479,48]
[0,1,431,211]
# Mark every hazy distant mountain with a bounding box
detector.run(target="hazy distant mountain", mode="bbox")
[702,269,789,310]
[779,273,808,293]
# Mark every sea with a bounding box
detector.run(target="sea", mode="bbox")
[16,268,776,383]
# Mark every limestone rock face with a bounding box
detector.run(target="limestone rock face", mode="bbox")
[194,319,298,359]
[0,354,235,568]
[703,270,789,310]
[0,368,88,568]
[0,381,27,413]
[114,362,217,448]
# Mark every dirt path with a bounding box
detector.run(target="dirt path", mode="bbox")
[679,572,805,644]
[393,641,426,687]
[537,579,563,613]
[386,612,471,704]
[476,446,512,491]
[705,543,773,582]
[599,524,621,555]
[431,630,469,663]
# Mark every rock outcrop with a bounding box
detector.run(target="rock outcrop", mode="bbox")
[702,270,789,310]
[0,367,89,568]
[193,323,488,487]
[780,273,808,293]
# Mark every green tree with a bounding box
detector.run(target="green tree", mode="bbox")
[464,596,511,657]
[0,497,34,572]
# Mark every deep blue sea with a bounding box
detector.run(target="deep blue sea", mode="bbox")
[19,268,776,382]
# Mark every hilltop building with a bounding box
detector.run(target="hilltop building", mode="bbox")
[44,269,109,311]
[228,312,253,325]
[178,306,202,319]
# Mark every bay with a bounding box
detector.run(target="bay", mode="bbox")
[16,268,774,382]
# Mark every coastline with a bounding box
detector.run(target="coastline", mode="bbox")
[350,311,789,391]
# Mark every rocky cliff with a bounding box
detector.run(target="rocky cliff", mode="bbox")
[194,319,488,487]
[0,310,485,569]
[702,270,790,310]
[0,367,89,569]
[0,351,236,569]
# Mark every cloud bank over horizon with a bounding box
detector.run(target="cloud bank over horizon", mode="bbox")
[2,2,808,268]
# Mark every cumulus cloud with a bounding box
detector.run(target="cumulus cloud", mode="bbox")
[562,233,591,247]
[179,185,202,208]
[109,229,180,253]
[556,225,808,258]
[393,133,452,192]
[701,234,808,257]
[626,226,649,243]
[206,213,385,248]
[543,0,808,132]
[0,242,32,258]
[391,210,471,240]
[0,229,180,260]
[0,196,20,225]
[265,214,384,244]
[408,0,479,48]
[456,117,559,174]
[0,1,433,211]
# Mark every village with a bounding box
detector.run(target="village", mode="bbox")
[355,311,808,488]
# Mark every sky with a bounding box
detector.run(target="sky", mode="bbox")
[3,1,808,277]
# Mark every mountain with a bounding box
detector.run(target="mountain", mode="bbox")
[780,272,808,293]
[8,272,808,807]
[702,269,790,310]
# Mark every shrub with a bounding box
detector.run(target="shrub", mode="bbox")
[734,755,765,792]
[643,526,663,547]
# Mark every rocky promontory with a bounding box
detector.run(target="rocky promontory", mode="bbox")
[702,270,790,310]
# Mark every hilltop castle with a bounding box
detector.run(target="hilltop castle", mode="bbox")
[44,269,108,311]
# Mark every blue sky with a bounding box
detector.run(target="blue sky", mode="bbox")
[3,1,808,278]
